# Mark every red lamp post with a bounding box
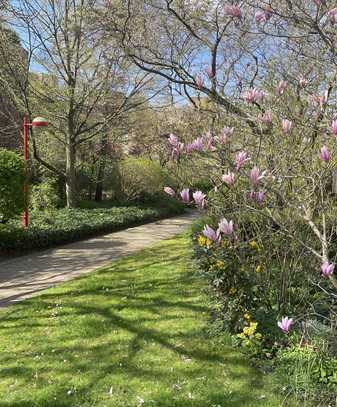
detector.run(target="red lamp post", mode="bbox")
[22,115,49,227]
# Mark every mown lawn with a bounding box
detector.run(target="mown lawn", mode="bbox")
[0,235,286,406]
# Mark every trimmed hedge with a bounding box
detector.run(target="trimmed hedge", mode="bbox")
[0,201,185,253]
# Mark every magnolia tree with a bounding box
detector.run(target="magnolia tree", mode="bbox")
[120,0,337,335]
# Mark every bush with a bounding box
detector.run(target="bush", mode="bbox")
[0,149,25,223]
[275,344,337,405]
[30,179,61,211]
[0,202,185,253]
[117,158,172,202]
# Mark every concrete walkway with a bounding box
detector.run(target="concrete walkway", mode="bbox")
[0,211,199,307]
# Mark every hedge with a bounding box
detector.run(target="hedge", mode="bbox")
[0,202,185,253]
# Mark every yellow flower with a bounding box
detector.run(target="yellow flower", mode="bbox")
[216,260,225,268]
[197,235,207,247]
[229,287,237,295]
[255,264,263,273]
[249,240,259,250]
[237,333,246,339]
[244,313,251,321]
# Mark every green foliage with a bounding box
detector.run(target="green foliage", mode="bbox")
[275,344,337,405]
[118,158,172,202]
[0,149,25,223]
[0,203,184,253]
[30,179,61,211]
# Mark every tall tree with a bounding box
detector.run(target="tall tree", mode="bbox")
[5,0,152,207]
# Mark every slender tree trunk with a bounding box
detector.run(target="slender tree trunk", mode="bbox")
[95,134,108,202]
[65,141,78,208]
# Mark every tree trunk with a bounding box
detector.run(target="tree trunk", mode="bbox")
[95,134,108,202]
[65,142,78,208]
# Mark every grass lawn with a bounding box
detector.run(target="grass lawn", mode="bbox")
[0,235,286,407]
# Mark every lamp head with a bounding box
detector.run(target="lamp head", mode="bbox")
[32,117,48,127]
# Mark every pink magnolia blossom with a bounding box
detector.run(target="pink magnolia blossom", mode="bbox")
[255,7,272,23]
[282,119,293,134]
[180,188,190,203]
[258,111,273,125]
[224,4,242,19]
[331,120,337,136]
[328,8,337,24]
[222,171,236,186]
[202,225,221,242]
[171,142,185,159]
[320,145,330,162]
[217,127,234,144]
[164,186,175,197]
[235,151,250,170]
[168,133,179,147]
[195,74,204,89]
[218,218,234,236]
[321,262,334,277]
[249,191,265,204]
[277,317,294,334]
[193,190,207,209]
[206,66,215,79]
[249,166,266,186]
[276,80,288,96]
[242,88,266,104]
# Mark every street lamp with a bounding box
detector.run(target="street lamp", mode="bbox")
[22,115,49,227]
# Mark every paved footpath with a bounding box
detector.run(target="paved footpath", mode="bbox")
[0,211,199,307]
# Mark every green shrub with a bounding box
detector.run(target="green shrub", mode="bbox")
[275,344,337,405]
[118,158,172,202]
[30,179,61,211]
[0,202,185,253]
[0,149,25,223]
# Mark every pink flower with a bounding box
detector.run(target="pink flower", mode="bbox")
[258,111,273,125]
[224,4,242,19]
[249,191,265,204]
[249,166,266,186]
[276,80,288,96]
[331,120,337,136]
[164,186,175,197]
[180,188,190,203]
[282,119,292,134]
[193,190,207,209]
[277,317,294,334]
[202,225,221,242]
[195,74,204,89]
[313,0,322,6]
[255,8,272,23]
[206,66,215,79]
[242,88,266,104]
[321,262,334,277]
[235,151,250,170]
[328,8,337,24]
[217,127,234,144]
[168,134,179,147]
[222,171,236,186]
[193,137,204,151]
[171,142,185,159]
[218,218,234,236]
[320,145,330,162]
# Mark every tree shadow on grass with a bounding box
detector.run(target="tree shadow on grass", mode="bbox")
[0,238,281,407]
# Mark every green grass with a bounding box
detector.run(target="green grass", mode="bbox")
[0,235,285,406]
